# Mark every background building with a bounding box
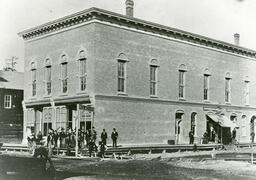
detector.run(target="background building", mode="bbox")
[0,70,23,142]
[19,0,256,145]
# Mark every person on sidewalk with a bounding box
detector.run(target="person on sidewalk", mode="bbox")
[101,129,108,145]
[91,127,97,143]
[189,131,194,144]
[111,128,118,148]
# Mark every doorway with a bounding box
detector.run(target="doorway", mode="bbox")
[250,116,256,143]
[175,111,184,144]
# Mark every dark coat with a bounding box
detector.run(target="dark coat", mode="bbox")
[111,131,118,140]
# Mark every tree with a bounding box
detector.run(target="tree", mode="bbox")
[3,56,18,71]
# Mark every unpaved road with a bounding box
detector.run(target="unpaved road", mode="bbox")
[1,157,255,180]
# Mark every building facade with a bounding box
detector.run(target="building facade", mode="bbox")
[19,1,256,145]
[0,71,23,140]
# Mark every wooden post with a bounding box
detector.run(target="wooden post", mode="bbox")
[251,142,253,164]
[75,104,79,157]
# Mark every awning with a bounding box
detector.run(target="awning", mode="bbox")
[207,114,239,129]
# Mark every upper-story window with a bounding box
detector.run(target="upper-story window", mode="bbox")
[203,69,211,101]
[225,72,231,103]
[60,54,68,93]
[149,59,159,96]
[244,77,250,105]
[31,61,37,97]
[78,50,87,92]
[45,58,52,95]
[117,53,128,93]
[178,64,187,99]
[4,95,11,109]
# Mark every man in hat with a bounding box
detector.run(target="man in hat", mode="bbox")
[111,128,118,148]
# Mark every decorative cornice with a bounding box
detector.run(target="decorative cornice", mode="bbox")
[95,94,256,111]
[24,94,90,108]
[18,7,256,58]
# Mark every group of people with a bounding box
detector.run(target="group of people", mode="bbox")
[27,126,119,157]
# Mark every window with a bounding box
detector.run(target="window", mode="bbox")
[117,61,125,92]
[245,80,250,105]
[179,71,185,98]
[31,62,36,96]
[150,65,157,96]
[203,74,210,100]
[241,115,247,137]
[178,64,187,99]
[230,114,237,122]
[4,95,11,109]
[117,61,126,92]
[45,66,51,95]
[191,112,197,136]
[225,77,231,102]
[78,50,87,92]
[117,53,129,93]
[61,62,68,93]
[43,107,52,136]
[56,107,67,129]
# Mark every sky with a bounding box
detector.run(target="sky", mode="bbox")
[0,0,256,72]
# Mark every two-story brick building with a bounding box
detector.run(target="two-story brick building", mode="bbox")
[0,70,23,141]
[19,0,256,145]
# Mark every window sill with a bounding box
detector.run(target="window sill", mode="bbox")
[178,97,186,101]
[4,107,11,109]
[43,94,52,98]
[59,93,68,97]
[29,96,37,100]
[203,100,211,103]
[117,92,128,96]
[225,102,231,105]
[245,104,250,106]
[150,95,158,98]
[76,90,87,95]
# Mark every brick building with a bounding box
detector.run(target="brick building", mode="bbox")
[0,71,23,140]
[19,0,256,145]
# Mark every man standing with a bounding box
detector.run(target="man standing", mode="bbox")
[91,127,97,143]
[189,131,194,144]
[111,128,118,148]
[101,129,108,145]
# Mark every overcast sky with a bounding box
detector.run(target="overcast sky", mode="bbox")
[0,0,256,72]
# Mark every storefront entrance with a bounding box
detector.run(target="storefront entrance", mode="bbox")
[175,111,184,144]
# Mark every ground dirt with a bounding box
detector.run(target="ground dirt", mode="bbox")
[1,147,256,180]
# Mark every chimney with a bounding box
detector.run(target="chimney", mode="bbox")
[125,0,134,17]
[234,33,240,46]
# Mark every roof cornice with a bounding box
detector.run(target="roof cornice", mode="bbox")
[18,7,256,58]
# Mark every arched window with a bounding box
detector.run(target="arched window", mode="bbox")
[230,113,237,122]
[44,58,52,95]
[30,61,37,96]
[203,68,211,101]
[78,50,87,92]
[244,76,250,105]
[250,116,256,142]
[60,54,68,93]
[117,53,128,93]
[241,115,247,137]
[149,59,159,96]
[191,112,197,136]
[175,110,184,144]
[178,64,187,99]
[225,72,231,103]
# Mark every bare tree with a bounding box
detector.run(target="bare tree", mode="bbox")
[3,56,18,71]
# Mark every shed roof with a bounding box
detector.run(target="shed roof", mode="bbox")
[0,71,24,90]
